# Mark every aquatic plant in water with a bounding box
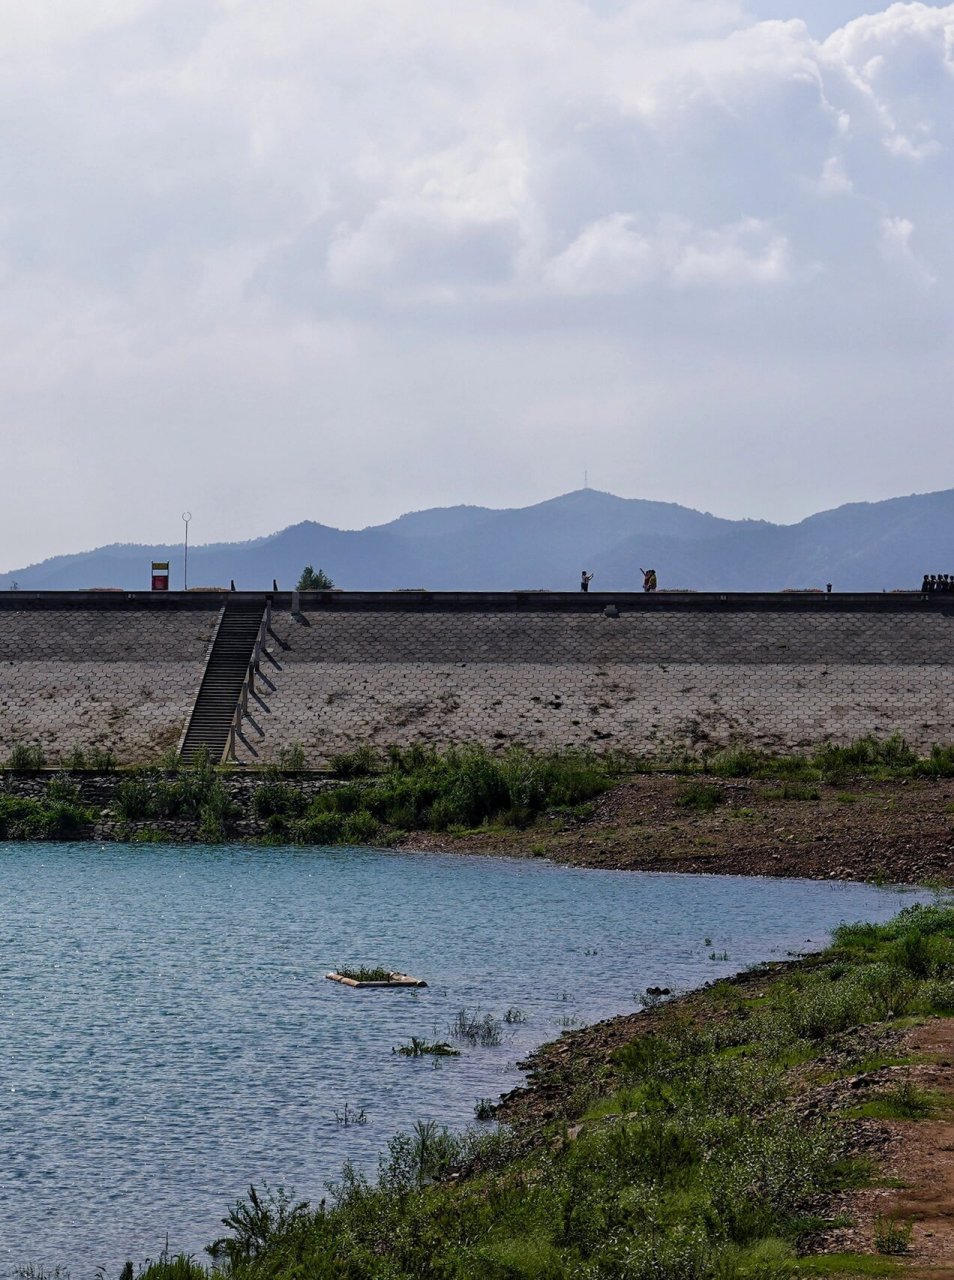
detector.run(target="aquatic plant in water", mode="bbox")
[450,1008,503,1047]
[394,1037,460,1058]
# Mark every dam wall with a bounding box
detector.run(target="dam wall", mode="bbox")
[0,591,950,765]
[0,598,220,762]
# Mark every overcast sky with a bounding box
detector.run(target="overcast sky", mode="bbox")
[2,1,953,570]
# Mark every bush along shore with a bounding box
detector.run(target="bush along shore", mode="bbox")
[77,900,954,1278]
[1,735,954,885]
[0,743,613,846]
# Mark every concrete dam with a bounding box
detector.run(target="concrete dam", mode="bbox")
[0,590,950,765]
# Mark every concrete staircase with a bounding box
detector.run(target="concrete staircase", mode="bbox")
[179,603,265,763]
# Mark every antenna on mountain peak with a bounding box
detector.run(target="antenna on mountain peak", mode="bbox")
[584,470,588,490]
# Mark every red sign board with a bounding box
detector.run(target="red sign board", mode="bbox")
[151,561,169,592]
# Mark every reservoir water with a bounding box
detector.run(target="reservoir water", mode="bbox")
[0,841,925,1274]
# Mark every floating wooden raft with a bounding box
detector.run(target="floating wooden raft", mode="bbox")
[326,971,428,989]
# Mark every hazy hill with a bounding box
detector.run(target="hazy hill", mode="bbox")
[0,488,946,592]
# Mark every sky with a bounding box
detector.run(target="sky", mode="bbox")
[1,0,953,571]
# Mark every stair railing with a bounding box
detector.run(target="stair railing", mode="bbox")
[223,601,271,764]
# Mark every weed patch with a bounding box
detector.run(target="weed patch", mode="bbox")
[394,1038,460,1058]
[873,1215,913,1255]
[4,742,45,772]
[335,966,394,983]
[450,1008,503,1047]
[849,1082,937,1121]
[678,782,726,812]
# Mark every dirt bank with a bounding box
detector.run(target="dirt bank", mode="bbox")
[400,773,954,885]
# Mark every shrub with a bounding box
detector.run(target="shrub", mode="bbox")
[87,746,116,772]
[913,744,954,777]
[812,734,917,779]
[299,746,612,839]
[873,1215,913,1255]
[115,773,156,822]
[276,742,306,773]
[5,742,45,772]
[251,779,308,820]
[46,775,80,805]
[340,810,380,844]
[63,745,87,771]
[60,745,115,773]
[329,745,380,778]
[208,1183,310,1264]
[113,755,232,832]
[294,811,345,844]
[892,928,954,979]
[0,793,94,839]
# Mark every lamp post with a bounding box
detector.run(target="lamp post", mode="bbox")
[182,512,192,591]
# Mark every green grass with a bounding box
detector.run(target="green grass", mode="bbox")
[677,781,726,812]
[639,734,954,784]
[848,1083,941,1121]
[792,1255,901,1275]
[818,1052,916,1083]
[767,782,821,802]
[450,1008,503,1046]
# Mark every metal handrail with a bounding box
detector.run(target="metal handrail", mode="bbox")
[223,600,271,763]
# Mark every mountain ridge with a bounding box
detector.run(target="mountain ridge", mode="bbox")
[1,488,945,592]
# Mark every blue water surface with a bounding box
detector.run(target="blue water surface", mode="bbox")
[0,842,926,1274]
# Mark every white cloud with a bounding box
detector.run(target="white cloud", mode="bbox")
[545,214,659,294]
[880,213,937,284]
[0,1,953,568]
[543,214,792,293]
[674,219,793,285]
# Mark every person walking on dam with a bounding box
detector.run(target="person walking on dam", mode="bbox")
[580,570,594,593]
[641,567,657,593]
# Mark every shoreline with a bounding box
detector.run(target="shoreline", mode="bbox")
[169,903,954,1273]
[396,773,954,886]
[2,769,953,886]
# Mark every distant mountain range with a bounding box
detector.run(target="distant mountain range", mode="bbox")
[2,488,950,592]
